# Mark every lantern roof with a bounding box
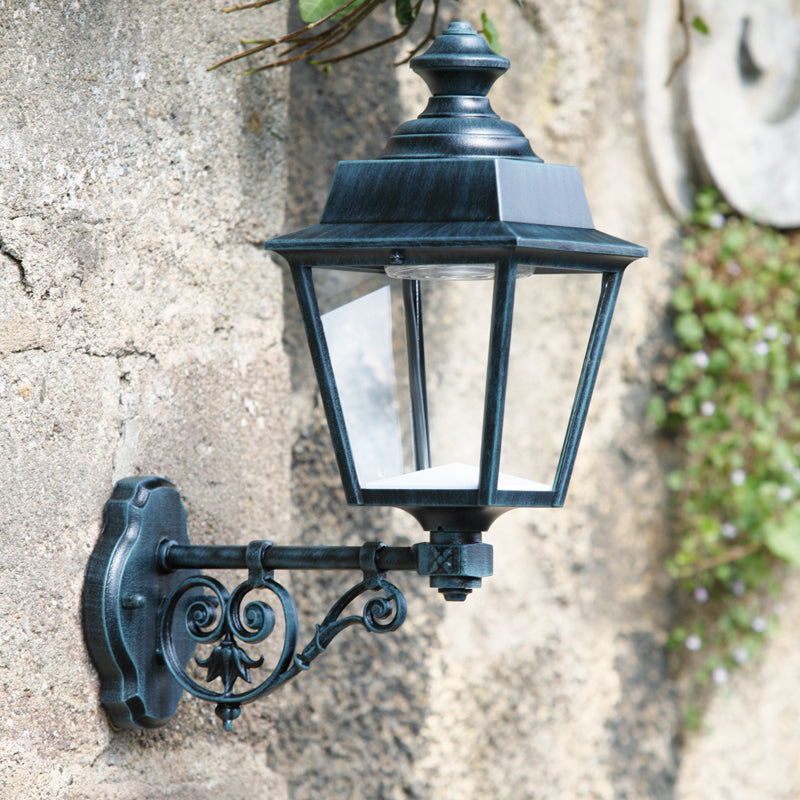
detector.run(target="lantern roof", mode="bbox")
[266,21,647,269]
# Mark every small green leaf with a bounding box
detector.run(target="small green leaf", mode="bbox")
[667,471,684,492]
[675,313,705,348]
[672,285,695,313]
[765,508,800,567]
[299,0,363,23]
[647,396,667,426]
[692,16,710,35]
[479,11,501,53]
[395,0,414,26]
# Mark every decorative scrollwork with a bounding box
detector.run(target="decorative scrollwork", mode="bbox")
[159,569,407,729]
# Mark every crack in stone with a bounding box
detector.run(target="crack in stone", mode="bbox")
[78,346,159,362]
[0,234,31,293]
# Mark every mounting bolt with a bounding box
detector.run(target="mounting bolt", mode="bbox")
[121,593,146,609]
[389,250,404,265]
[215,703,241,732]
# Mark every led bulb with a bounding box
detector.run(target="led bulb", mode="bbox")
[385,263,536,280]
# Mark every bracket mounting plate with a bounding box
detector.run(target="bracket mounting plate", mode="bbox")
[83,476,198,729]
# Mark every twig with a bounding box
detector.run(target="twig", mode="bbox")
[212,0,457,72]
[397,0,438,63]
[221,0,281,13]
[208,0,365,71]
[678,542,763,577]
[665,0,691,87]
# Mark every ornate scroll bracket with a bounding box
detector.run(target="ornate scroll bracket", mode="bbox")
[84,478,488,730]
[159,542,406,730]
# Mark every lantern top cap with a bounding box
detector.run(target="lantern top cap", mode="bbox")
[380,21,539,160]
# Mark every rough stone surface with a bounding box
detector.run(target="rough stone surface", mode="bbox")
[643,0,800,227]
[686,0,800,227]
[393,3,680,798]
[1,1,291,796]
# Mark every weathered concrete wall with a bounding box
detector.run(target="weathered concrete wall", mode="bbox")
[0,1,291,796]
[395,3,679,797]
[277,3,680,799]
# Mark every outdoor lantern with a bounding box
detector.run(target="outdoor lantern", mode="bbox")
[82,21,646,731]
[266,21,647,599]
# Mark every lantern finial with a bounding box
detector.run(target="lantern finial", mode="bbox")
[380,21,541,160]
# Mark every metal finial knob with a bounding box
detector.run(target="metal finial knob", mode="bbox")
[380,21,539,160]
[410,21,510,97]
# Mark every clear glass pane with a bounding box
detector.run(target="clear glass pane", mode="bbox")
[361,278,496,491]
[500,270,602,490]
[315,270,406,485]
[422,279,492,482]
[313,266,600,496]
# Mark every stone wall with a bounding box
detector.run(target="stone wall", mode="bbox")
[277,2,679,798]
[1,2,291,796]
[3,1,796,799]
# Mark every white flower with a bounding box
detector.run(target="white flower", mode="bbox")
[709,212,726,229]
[751,616,767,633]
[731,469,747,486]
[731,580,746,597]
[764,325,778,341]
[778,485,793,501]
[701,401,716,416]
[711,666,730,684]
[732,646,749,664]
[694,586,709,603]
[754,341,769,356]
[744,314,758,330]
[721,522,738,539]
[693,351,710,368]
[685,634,703,652]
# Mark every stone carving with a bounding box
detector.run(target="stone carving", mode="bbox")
[644,0,800,227]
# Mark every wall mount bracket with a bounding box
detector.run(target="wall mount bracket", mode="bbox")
[83,477,492,730]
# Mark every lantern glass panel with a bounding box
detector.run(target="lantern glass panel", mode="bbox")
[416,277,493,484]
[314,268,409,486]
[313,267,506,492]
[312,264,602,499]
[499,270,603,490]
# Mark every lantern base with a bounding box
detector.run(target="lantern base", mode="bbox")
[417,531,493,601]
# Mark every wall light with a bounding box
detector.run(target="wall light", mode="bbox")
[83,22,646,731]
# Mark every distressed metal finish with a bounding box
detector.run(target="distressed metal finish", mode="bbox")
[84,477,494,730]
[158,540,407,731]
[82,477,199,729]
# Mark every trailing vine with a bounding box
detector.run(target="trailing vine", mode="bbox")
[651,189,800,724]
[209,1,500,72]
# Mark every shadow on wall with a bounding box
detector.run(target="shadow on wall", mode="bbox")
[270,9,443,800]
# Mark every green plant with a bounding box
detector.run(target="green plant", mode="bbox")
[209,0,500,72]
[652,189,800,704]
